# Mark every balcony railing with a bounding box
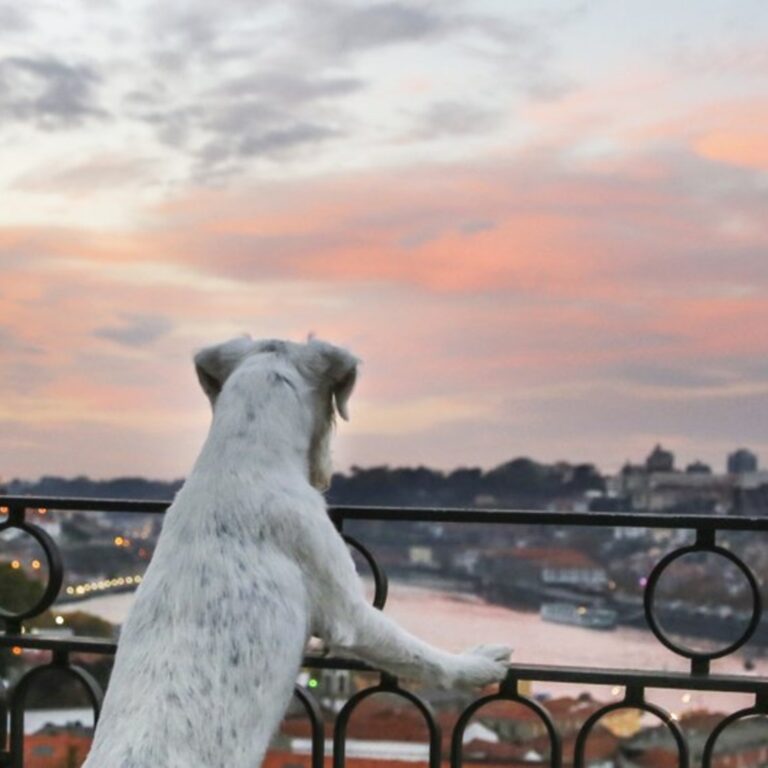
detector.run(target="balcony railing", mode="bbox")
[1,495,767,767]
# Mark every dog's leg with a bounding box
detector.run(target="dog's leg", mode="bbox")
[329,601,511,688]
[295,510,511,688]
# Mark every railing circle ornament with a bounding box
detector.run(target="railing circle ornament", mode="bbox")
[573,691,689,768]
[643,543,762,661]
[702,702,768,767]
[342,535,388,610]
[0,511,63,624]
[451,676,562,768]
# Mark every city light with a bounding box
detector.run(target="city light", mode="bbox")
[65,574,145,597]
[11,647,22,656]
[10,560,20,570]
[114,536,125,546]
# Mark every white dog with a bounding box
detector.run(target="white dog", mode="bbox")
[82,336,511,768]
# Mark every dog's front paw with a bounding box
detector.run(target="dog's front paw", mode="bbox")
[447,644,512,689]
[306,636,331,657]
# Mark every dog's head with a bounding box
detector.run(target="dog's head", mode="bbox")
[193,336,358,490]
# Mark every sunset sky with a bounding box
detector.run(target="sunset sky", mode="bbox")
[1,0,767,480]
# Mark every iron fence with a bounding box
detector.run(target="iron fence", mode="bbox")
[0,496,767,767]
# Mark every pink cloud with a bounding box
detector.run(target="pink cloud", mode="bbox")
[1,137,766,477]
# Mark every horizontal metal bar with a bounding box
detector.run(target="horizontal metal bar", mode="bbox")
[308,656,768,694]
[503,663,768,695]
[0,634,116,655]
[0,496,170,514]
[3,495,768,530]
[330,506,768,531]
[3,634,767,694]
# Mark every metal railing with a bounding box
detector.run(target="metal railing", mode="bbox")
[1,495,767,767]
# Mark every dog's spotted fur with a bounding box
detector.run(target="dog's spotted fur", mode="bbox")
[82,336,511,768]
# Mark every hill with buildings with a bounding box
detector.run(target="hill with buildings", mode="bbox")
[3,445,766,515]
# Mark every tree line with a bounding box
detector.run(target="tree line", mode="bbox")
[4,457,605,507]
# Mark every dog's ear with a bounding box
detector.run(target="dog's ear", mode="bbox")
[305,340,359,421]
[332,357,357,421]
[194,336,255,404]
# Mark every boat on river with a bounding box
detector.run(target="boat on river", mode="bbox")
[540,601,618,630]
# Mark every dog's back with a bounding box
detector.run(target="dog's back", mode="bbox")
[83,473,312,767]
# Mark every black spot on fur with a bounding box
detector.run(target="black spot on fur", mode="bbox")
[268,371,297,391]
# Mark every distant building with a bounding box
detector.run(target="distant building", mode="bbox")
[733,471,768,516]
[643,472,734,514]
[25,722,92,768]
[614,448,735,513]
[728,448,758,474]
[408,545,436,568]
[479,547,608,592]
[613,463,646,497]
[646,444,675,473]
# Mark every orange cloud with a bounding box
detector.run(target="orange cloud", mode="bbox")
[634,98,768,173]
[695,130,768,172]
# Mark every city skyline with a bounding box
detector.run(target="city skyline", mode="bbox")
[1,1,767,479]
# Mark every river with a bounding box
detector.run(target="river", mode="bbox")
[52,577,766,720]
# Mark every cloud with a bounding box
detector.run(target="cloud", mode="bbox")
[220,73,364,105]
[0,325,43,357]
[306,2,446,53]
[0,325,50,395]
[13,154,157,194]
[695,129,768,172]
[613,364,734,390]
[232,122,339,157]
[0,5,30,33]
[131,141,765,303]
[197,113,341,169]
[93,314,174,347]
[408,101,502,140]
[132,72,362,176]
[114,1,573,181]
[0,56,106,129]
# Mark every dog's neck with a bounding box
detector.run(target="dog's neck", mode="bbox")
[194,383,315,489]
